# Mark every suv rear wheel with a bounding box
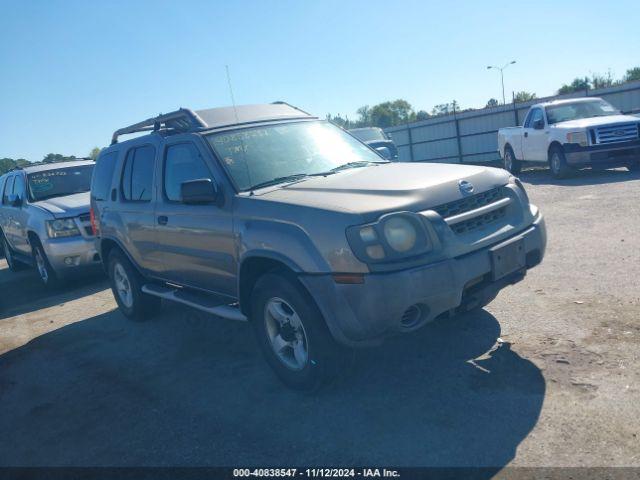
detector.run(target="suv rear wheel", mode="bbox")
[108,249,160,321]
[250,271,349,391]
[2,236,25,272]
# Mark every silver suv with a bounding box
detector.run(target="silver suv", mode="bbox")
[0,160,100,287]
[92,103,546,390]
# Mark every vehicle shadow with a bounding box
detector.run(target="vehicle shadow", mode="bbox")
[0,260,108,319]
[519,166,639,186]
[0,304,544,473]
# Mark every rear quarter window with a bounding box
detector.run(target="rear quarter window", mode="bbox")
[91,151,118,201]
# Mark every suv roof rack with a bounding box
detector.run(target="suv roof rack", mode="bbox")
[111,108,207,145]
[112,103,315,145]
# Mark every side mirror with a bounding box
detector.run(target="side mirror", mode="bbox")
[180,178,218,204]
[9,194,22,207]
[375,146,392,160]
[533,119,545,130]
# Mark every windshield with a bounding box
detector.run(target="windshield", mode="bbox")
[545,100,619,124]
[27,165,94,202]
[206,121,386,191]
[350,128,387,142]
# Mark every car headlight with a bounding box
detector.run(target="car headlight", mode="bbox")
[509,175,530,204]
[566,131,588,146]
[46,218,81,238]
[347,213,431,263]
[383,216,417,252]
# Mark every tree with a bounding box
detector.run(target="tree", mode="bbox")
[0,158,30,176]
[558,77,590,95]
[89,147,101,160]
[368,99,415,128]
[430,101,460,116]
[591,71,614,89]
[624,67,640,82]
[326,114,351,129]
[513,91,537,103]
[355,106,371,126]
[486,98,499,108]
[415,110,430,121]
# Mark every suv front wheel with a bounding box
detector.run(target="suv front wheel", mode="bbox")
[250,272,349,391]
[108,249,160,321]
[31,239,60,288]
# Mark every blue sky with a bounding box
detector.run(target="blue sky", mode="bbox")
[1,0,638,161]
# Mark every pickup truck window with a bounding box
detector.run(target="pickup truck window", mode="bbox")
[546,100,619,124]
[206,121,384,191]
[13,174,25,201]
[28,165,94,202]
[164,143,213,201]
[92,151,119,201]
[524,108,543,128]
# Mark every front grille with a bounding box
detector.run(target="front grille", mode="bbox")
[593,123,639,144]
[433,187,504,218]
[449,207,507,235]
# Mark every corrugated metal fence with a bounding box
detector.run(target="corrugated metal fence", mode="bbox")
[384,80,640,164]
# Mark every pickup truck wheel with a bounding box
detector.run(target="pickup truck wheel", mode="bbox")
[2,236,26,272]
[108,250,160,321]
[31,240,61,288]
[549,147,572,179]
[503,147,521,174]
[251,272,347,391]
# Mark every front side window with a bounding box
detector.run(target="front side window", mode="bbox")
[121,146,155,202]
[27,165,94,202]
[13,174,25,201]
[164,143,212,202]
[206,121,386,191]
[530,109,544,127]
[546,100,619,124]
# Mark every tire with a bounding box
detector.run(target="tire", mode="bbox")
[250,271,348,391]
[108,249,160,321]
[2,236,26,272]
[549,146,573,179]
[503,146,522,174]
[31,238,61,288]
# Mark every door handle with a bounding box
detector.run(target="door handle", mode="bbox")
[524,132,528,138]
[157,215,168,225]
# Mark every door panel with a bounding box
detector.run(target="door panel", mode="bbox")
[154,140,236,297]
[522,108,548,162]
[10,174,30,254]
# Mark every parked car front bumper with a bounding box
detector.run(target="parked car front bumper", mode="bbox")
[301,209,546,347]
[563,139,640,167]
[42,235,101,276]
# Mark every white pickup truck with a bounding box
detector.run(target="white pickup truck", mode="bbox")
[498,97,640,178]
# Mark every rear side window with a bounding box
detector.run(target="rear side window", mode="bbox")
[2,176,14,205]
[92,152,118,201]
[164,143,213,202]
[121,145,155,202]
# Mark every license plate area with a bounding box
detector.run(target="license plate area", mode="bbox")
[490,237,526,281]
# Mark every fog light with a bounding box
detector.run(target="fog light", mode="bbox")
[64,256,79,266]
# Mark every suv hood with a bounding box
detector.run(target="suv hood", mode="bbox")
[32,191,90,218]
[257,162,510,219]
[554,114,640,129]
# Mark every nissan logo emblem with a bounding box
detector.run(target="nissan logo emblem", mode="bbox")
[458,180,474,195]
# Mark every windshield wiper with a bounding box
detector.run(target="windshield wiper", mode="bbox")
[248,173,311,192]
[326,160,388,173]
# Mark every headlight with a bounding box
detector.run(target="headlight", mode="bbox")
[347,213,432,263]
[46,218,81,238]
[566,131,588,146]
[383,216,416,252]
[509,175,530,204]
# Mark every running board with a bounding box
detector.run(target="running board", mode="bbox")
[141,284,247,322]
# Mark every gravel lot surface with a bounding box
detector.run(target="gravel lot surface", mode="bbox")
[0,167,638,471]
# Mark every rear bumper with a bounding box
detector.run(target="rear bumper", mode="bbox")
[42,236,101,276]
[563,139,640,167]
[301,211,546,347]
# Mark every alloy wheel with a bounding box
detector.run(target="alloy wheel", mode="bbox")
[264,297,309,371]
[113,262,133,308]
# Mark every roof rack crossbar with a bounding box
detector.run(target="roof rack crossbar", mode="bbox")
[111,108,207,145]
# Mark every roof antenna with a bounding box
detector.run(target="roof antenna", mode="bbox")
[225,65,240,124]
[225,65,253,192]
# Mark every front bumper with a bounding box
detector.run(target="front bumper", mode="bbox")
[42,235,101,276]
[563,139,640,167]
[301,212,546,347]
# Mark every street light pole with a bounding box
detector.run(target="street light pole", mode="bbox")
[487,60,516,104]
